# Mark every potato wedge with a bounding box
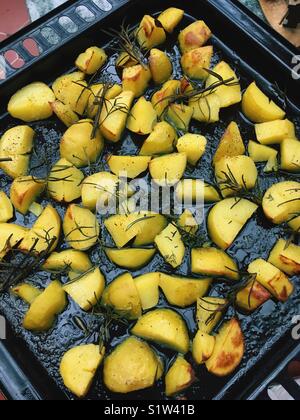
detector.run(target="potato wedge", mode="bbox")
[155,224,185,268]
[60,345,105,398]
[248,140,277,162]
[208,198,258,250]
[52,71,89,115]
[236,279,271,312]
[108,155,151,179]
[20,205,61,254]
[132,309,190,354]
[11,284,42,305]
[105,248,156,270]
[192,248,239,280]
[213,121,245,165]
[75,46,107,75]
[181,46,213,80]
[179,21,212,53]
[189,92,221,123]
[137,15,166,50]
[192,331,215,365]
[268,239,300,276]
[126,97,157,135]
[63,205,99,251]
[242,82,286,123]
[255,119,296,145]
[86,83,122,119]
[158,7,184,33]
[167,104,193,132]
[123,65,151,98]
[102,272,142,319]
[149,49,173,85]
[50,100,79,127]
[197,297,228,334]
[0,224,28,259]
[206,62,242,108]
[176,134,207,166]
[159,273,211,308]
[262,181,300,224]
[10,176,46,215]
[178,209,199,235]
[48,158,84,203]
[60,120,104,167]
[99,91,135,142]
[288,215,300,232]
[248,259,294,302]
[135,272,160,310]
[43,250,92,274]
[176,179,220,203]
[149,153,187,187]
[0,126,34,179]
[8,82,55,122]
[0,192,13,222]
[23,281,67,331]
[165,356,195,397]
[140,121,177,156]
[151,80,181,118]
[281,138,300,172]
[206,318,244,376]
[63,267,105,311]
[104,337,163,394]
[264,154,279,173]
[104,212,167,248]
[81,172,121,211]
[215,155,258,198]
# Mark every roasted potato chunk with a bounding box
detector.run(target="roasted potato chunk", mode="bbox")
[135,272,160,310]
[281,138,300,172]
[122,65,151,98]
[10,176,46,215]
[137,15,166,50]
[126,97,157,135]
[155,224,185,268]
[192,248,239,280]
[192,331,215,365]
[176,179,220,203]
[48,159,84,203]
[50,100,79,127]
[0,192,14,222]
[213,121,245,165]
[197,297,227,334]
[105,248,156,270]
[255,119,296,145]
[165,356,195,397]
[8,82,55,122]
[149,49,173,84]
[181,46,213,80]
[179,21,212,53]
[157,7,184,33]
[149,153,187,187]
[268,239,300,276]
[43,250,92,274]
[0,224,28,259]
[11,284,42,305]
[236,279,271,312]
[75,46,107,75]
[140,122,177,156]
[189,92,221,123]
[108,155,151,179]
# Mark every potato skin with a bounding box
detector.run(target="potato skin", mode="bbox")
[75,46,107,75]
[103,337,163,394]
[10,176,46,215]
[149,49,173,85]
[122,65,152,98]
[8,82,55,122]
[137,15,166,50]
[181,46,213,80]
[179,21,212,53]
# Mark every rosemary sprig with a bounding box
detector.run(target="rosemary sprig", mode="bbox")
[0,157,13,163]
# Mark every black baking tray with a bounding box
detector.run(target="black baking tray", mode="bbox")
[0,0,300,401]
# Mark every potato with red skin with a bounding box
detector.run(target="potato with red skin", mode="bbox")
[206,318,245,376]
[179,21,212,53]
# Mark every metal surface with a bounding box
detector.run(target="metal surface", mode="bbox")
[0,0,299,400]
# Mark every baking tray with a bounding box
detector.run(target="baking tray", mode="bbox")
[0,0,299,400]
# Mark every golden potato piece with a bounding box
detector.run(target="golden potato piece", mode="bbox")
[23,281,67,331]
[140,121,177,156]
[159,273,211,308]
[20,205,61,254]
[137,15,167,50]
[108,155,151,179]
[10,176,46,215]
[0,126,34,179]
[126,97,157,135]
[0,192,13,222]
[255,119,296,145]
[63,204,99,251]
[206,62,242,108]
[176,133,207,166]
[208,198,258,250]
[60,120,104,167]
[213,121,245,165]
[11,284,42,305]
[189,92,221,124]
[192,248,239,280]
[102,272,142,320]
[206,318,245,376]
[178,209,199,235]
[197,297,227,334]
[60,345,105,398]
[167,104,193,132]
[105,248,156,270]
[50,100,79,127]
[86,83,122,118]
[268,239,300,276]
[149,49,173,85]
[179,21,212,53]
[165,356,195,397]
[181,46,213,80]
[236,279,271,312]
[262,181,300,225]
[64,267,105,311]
[151,80,181,118]
[48,158,84,203]
[0,224,28,259]
[176,179,220,203]
[149,153,187,187]
[122,65,151,98]
[135,272,160,310]
[158,7,184,33]
[248,259,294,302]
[248,140,277,163]
[132,309,190,354]
[103,337,163,394]
[43,250,92,274]
[8,82,55,122]
[281,138,300,172]
[75,46,107,75]
[192,331,215,365]
[242,82,286,123]
[155,223,185,268]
